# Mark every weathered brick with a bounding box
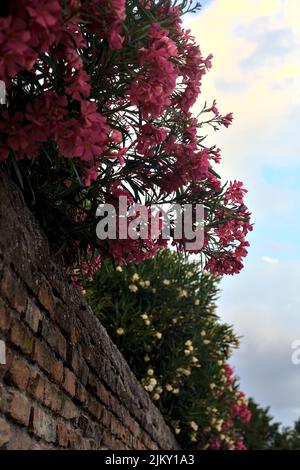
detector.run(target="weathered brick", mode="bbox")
[30,405,56,443]
[27,373,63,413]
[0,383,11,414]
[6,428,31,450]
[96,382,110,407]
[9,391,31,426]
[33,339,63,384]
[53,300,75,342]
[110,415,127,442]
[0,267,27,314]
[0,416,11,447]
[10,319,34,355]
[24,299,42,333]
[102,431,127,450]
[75,381,87,405]
[5,354,30,389]
[51,359,64,385]
[42,319,67,360]
[37,282,55,318]
[60,396,79,420]
[56,422,69,448]
[71,349,89,385]
[127,415,141,438]
[62,367,76,397]
[0,299,11,333]
[87,395,103,420]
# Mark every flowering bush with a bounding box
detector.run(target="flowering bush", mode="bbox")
[0,0,252,277]
[86,249,251,449]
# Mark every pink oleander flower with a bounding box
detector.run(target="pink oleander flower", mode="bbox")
[221,112,234,127]
[27,0,61,29]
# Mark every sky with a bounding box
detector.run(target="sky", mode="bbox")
[188,0,300,426]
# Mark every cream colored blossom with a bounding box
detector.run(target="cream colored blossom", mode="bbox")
[116,328,125,336]
[178,289,188,298]
[189,421,199,432]
[128,284,138,293]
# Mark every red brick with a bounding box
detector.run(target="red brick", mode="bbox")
[127,415,141,438]
[5,354,30,389]
[96,382,110,407]
[0,382,11,414]
[51,359,64,385]
[102,431,127,450]
[75,381,87,405]
[0,267,27,314]
[56,422,69,448]
[33,339,63,384]
[24,299,41,333]
[30,405,56,443]
[71,349,89,385]
[6,428,31,450]
[101,407,112,428]
[0,417,11,446]
[60,396,79,420]
[43,381,63,413]
[87,395,103,420]
[42,319,67,360]
[10,319,34,355]
[27,372,45,403]
[110,415,127,442]
[9,391,31,426]
[37,282,55,317]
[0,299,11,333]
[27,373,63,413]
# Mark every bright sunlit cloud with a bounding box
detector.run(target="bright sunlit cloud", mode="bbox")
[261,256,280,265]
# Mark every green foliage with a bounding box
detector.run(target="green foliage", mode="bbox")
[242,399,300,450]
[86,249,245,448]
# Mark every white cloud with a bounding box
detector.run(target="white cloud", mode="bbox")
[261,256,280,265]
[219,260,300,424]
[188,0,300,175]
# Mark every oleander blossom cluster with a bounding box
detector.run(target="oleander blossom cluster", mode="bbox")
[206,364,251,450]
[0,0,252,278]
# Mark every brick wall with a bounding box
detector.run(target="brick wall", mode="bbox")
[0,175,178,450]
